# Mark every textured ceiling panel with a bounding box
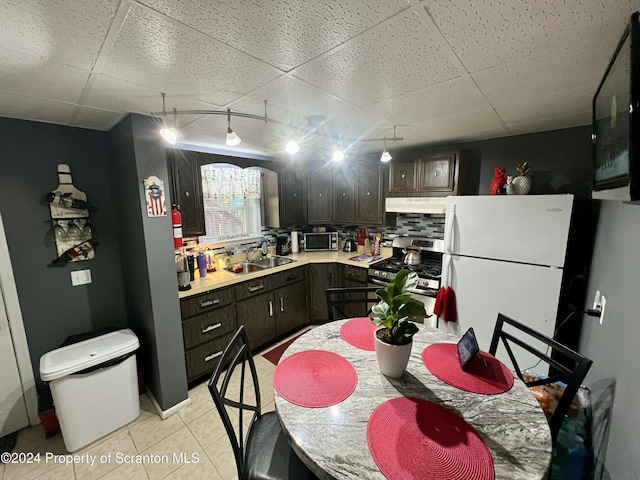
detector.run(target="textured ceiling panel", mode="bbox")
[426,0,638,73]
[408,108,507,143]
[138,0,412,71]
[101,4,283,106]
[71,106,125,131]
[0,48,89,103]
[364,77,490,125]
[294,10,461,106]
[0,0,118,71]
[506,112,592,136]
[0,91,76,124]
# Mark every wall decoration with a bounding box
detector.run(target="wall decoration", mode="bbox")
[47,164,97,266]
[144,175,167,217]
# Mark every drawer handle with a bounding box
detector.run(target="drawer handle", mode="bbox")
[269,300,274,317]
[248,284,265,293]
[202,323,222,334]
[280,297,284,312]
[204,351,223,362]
[200,299,220,308]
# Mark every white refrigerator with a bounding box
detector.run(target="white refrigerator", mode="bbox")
[440,194,574,369]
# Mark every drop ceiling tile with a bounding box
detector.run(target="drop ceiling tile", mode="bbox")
[0,48,89,103]
[365,77,490,125]
[495,86,594,125]
[137,0,413,72]
[426,0,637,73]
[506,112,592,136]
[294,10,461,106]
[83,74,222,124]
[0,91,75,125]
[101,4,283,106]
[408,108,507,143]
[70,106,125,131]
[0,0,118,70]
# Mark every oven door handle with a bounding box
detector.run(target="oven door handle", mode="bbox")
[368,278,389,287]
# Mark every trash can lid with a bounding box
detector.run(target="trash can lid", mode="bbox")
[40,328,139,381]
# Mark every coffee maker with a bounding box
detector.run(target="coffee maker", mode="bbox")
[276,236,289,256]
[176,252,191,291]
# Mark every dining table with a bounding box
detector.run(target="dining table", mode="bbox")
[273,318,553,480]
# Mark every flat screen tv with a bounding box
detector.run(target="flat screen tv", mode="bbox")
[592,11,640,202]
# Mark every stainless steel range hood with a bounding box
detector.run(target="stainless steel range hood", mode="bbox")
[385,197,448,214]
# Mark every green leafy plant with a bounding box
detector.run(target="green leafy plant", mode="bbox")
[371,269,426,345]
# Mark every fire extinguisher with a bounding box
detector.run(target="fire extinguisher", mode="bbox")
[171,204,183,248]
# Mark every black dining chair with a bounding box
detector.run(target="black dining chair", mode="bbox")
[207,326,318,480]
[325,286,380,321]
[489,313,593,443]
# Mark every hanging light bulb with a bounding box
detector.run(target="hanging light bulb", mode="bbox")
[332,150,345,162]
[159,94,178,145]
[285,140,300,154]
[226,108,241,146]
[380,137,392,163]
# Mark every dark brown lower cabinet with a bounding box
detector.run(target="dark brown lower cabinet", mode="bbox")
[309,263,340,322]
[235,291,277,350]
[275,280,307,335]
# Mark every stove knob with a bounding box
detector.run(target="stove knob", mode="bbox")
[382,271,388,278]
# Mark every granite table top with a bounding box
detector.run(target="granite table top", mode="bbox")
[274,319,553,480]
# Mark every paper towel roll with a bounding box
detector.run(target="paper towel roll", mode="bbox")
[291,231,299,253]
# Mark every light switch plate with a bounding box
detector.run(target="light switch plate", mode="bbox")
[71,269,92,286]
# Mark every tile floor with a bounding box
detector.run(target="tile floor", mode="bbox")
[0,334,293,480]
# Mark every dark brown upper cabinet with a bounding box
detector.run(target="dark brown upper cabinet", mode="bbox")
[167,149,205,236]
[388,151,464,197]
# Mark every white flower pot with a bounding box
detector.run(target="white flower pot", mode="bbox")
[374,329,413,378]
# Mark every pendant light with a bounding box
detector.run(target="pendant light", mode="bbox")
[332,150,345,162]
[285,140,300,154]
[159,93,178,145]
[226,108,241,146]
[380,136,392,163]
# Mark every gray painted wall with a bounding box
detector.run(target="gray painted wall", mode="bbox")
[0,116,128,379]
[578,200,640,479]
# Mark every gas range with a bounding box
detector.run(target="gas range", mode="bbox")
[368,237,444,295]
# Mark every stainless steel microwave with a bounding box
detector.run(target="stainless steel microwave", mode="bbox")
[303,232,339,251]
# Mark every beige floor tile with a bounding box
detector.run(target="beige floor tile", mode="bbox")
[165,450,223,480]
[33,465,75,479]
[4,426,71,480]
[204,435,238,480]
[178,386,214,426]
[73,429,137,480]
[253,355,276,380]
[1,461,4,480]
[98,462,148,480]
[139,393,157,415]
[140,427,201,480]
[128,412,185,452]
[262,400,275,414]
[186,408,227,450]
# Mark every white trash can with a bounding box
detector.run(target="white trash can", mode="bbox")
[40,328,140,452]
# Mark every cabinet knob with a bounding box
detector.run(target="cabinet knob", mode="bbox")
[401,174,406,179]
[185,191,190,197]
[293,193,296,198]
[319,193,322,197]
[342,192,346,196]
[434,171,438,176]
[367,192,371,196]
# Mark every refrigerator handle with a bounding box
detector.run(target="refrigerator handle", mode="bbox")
[441,253,452,288]
[444,204,456,255]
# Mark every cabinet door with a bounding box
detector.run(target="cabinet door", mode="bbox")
[307,167,333,223]
[236,292,276,350]
[417,154,455,193]
[388,162,418,194]
[280,168,306,226]
[167,150,205,236]
[275,280,307,335]
[334,170,356,224]
[309,263,339,321]
[356,165,383,225]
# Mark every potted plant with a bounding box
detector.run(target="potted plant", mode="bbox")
[371,269,427,378]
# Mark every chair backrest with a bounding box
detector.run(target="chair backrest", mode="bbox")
[207,326,261,479]
[489,313,593,442]
[325,286,379,321]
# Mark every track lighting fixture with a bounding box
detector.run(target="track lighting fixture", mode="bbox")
[380,136,392,163]
[153,95,403,156]
[225,108,241,146]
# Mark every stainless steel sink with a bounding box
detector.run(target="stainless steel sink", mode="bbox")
[228,262,267,274]
[252,256,295,268]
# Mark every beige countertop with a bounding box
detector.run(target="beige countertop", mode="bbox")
[178,249,391,299]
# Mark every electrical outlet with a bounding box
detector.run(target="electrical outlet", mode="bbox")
[71,269,92,286]
[593,290,607,325]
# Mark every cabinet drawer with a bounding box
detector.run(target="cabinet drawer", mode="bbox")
[344,264,368,283]
[273,266,305,288]
[185,334,234,381]
[234,276,274,301]
[182,305,236,350]
[180,287,233,319]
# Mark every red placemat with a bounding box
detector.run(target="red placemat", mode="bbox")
[340,317,378,351]
[274,350,358,407]
[367,397,494,480]
[421,343,514,394]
